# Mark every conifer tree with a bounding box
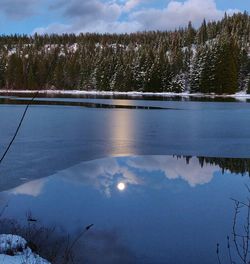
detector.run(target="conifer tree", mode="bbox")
[0,12,248,93]
[214,39,239,94]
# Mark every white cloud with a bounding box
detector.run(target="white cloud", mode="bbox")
[33,0,240,34]
[55,156,219,196]
[7,155,221,198]
[34,23,72,35]
[9,178,48,197]
[127,156,220,187]
[33,0,239,34]
[123,0,143,11]
[59,158,141,197]
[35,20,140,34]
[131,0,240,31]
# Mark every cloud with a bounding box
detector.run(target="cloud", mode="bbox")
[0,0,37,20]
[34,23,72,35]
[9,178,48,197]
[5,157,140,198]
[7,155,221,198]
[130,0,240,31]
[55,155,219,196]
[35,0,123,34]
[123,0,143,11]
[34,20,140,34]
[63,0,121,21]
[59,158,141,197]
[127,156,220,187]
[33,0,240,34]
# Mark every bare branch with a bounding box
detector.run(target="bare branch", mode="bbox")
[0,92,38,165]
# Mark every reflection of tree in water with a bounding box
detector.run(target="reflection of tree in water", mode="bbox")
[175,155,250,176]
[198,157,250,176]
[177,155,250,263]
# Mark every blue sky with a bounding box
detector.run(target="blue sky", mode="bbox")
[0,0,249,35]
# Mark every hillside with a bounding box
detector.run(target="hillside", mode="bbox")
[0,12,249,94]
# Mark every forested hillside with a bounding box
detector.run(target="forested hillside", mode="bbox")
[0,12,249,94]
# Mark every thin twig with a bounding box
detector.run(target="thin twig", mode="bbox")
[63,224,93,264]
[0,92,38,165]
[243,201,250,262]
[232,200,246,263]
[231,198,248,208]
[69,224,93,253]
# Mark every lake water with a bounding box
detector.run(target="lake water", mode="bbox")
[0,94,250,263]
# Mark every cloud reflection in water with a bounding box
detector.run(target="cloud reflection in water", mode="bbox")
[9,155,221,197]
[3,155,250,264]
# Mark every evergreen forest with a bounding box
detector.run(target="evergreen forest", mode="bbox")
[0,12,249,94]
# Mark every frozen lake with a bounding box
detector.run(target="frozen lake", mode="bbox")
[0,95,250,189]
[1,155,250,263]
[0,95,250,263]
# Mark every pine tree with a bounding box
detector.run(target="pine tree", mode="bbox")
[0,12,248,93]
[0,58,6,89]
[197,19,208,45]
[214,39,239,94]
[185,21,196,46]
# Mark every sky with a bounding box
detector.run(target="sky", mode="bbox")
[0,0,249,35]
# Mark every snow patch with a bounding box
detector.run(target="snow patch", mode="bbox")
[0,234,50,264]
[1,89,250,100]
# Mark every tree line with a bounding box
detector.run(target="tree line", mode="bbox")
[0,12,249,94]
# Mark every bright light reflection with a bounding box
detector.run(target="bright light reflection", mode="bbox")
[117,182,126,191]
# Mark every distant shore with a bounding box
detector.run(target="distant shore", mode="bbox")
[1,90,250,99]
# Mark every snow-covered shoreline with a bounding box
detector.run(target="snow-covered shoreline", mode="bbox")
[1,89,250,99]
[0,234,50,264]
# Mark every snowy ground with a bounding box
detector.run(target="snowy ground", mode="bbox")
[1,89,250,99]
[0,234,50,264]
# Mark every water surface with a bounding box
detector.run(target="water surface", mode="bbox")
[0,155,249,263]
[0,95,250,263]
[0,95,250,191]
